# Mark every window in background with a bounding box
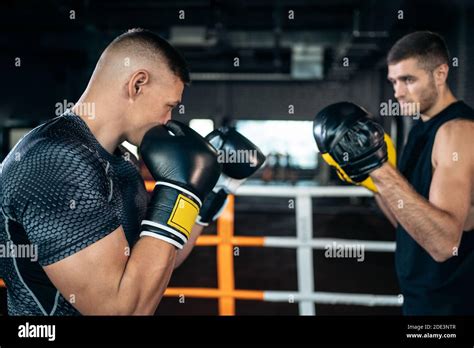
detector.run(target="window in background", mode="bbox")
[9,128,32,150]
[189,119,214,137]
[236,120,317,169]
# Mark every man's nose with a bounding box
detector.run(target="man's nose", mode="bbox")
[394,82,406,100]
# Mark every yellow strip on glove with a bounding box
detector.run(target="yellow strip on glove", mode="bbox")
[321,133,396,193]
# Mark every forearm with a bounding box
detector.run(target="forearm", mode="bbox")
[112,237,177,315]
[371,164,461,261]
[374,193,397,228]
[174,224,204,269]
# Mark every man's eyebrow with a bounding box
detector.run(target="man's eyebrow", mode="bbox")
[388,75,415,80]
[387,75,417,83]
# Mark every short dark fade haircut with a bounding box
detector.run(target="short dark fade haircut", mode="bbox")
[387,31,450,71]
[110,28,190,84]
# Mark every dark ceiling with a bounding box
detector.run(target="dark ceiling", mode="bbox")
[0,0,472,124]
[0,0,469,80]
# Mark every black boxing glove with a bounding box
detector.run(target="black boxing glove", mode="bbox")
[196,127,266,226]
[139,120,221,249]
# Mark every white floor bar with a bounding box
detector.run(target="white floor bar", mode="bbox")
[264,291,402,307]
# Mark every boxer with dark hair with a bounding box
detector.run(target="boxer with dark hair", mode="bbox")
[314,31,474,315]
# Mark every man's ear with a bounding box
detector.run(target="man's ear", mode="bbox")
[434,63,449,86]
[128,70,149,100]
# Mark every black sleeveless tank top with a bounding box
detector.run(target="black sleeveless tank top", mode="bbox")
[396,101,474,315]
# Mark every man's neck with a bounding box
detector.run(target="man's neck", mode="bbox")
[72,94,125,154]
[420,89,458,122]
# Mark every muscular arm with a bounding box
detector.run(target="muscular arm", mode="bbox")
[45,209,208,315]
[174,224,204,269]
[374,193,398,228]
[15,141,178,314]
[44,227,176,315]
[371,120,474,262]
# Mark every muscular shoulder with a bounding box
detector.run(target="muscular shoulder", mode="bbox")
[24,139,105,176]
[437,118,474,138]
[2,137,109,201]
[433,119,474,168]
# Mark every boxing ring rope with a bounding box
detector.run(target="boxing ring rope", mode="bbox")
[163,184,403,315]
[0,184,403,314]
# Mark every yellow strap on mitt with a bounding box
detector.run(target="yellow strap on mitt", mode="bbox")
[321,133,396,193]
